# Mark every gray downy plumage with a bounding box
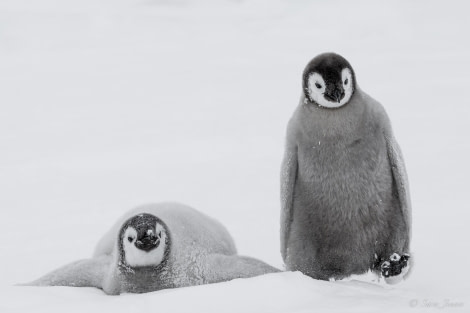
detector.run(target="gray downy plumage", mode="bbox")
[26,203,279,294]
[280,53,412,282]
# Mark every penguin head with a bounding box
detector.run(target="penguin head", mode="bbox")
[303,53,356,109]
[118,213,170,268]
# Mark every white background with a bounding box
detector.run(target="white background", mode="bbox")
[1,0,469,312]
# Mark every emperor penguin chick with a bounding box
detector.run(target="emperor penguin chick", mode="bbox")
[280,53,412,283]
[26,203,279,294]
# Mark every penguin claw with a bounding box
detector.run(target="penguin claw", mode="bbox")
[379,253,410,278]
[390,253,400,262]
[381,261,391,269]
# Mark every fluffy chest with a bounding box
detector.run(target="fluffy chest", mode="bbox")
[299,125,385,177]
[294,117,393,209]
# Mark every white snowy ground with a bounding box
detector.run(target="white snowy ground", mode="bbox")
[1,0,469,312]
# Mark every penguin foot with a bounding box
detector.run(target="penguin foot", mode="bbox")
[379,253,410,283]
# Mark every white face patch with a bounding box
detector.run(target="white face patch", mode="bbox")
[307,68,354,108]
[122,223,167,267]
[341,68,354,105]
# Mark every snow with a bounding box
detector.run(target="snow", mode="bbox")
[1,0,469,312]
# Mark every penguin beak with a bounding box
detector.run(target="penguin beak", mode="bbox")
[324,84,345,103]
[135,232,160,252]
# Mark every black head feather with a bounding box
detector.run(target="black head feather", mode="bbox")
[302,52,356,107]
[117,213,171,270]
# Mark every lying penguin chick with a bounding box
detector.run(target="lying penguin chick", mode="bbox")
[280,53,412,283]
[26,203,279,294]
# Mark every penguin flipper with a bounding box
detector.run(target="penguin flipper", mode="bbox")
[385,132,412,246]
[203,254,280,284]
[24,255,111,289]
[280,144,298,260]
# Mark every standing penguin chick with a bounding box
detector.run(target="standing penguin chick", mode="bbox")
[26,203,279,294]
[280,53,411,283]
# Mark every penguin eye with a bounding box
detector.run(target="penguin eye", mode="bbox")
[127,236,134,243]
[344,78,348,85]
[315,82,322,89]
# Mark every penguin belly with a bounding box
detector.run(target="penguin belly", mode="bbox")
[287,133,397,280]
